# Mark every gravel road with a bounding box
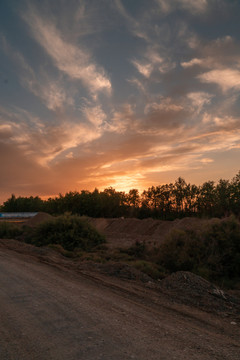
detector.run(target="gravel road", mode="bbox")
[0,247,239,360]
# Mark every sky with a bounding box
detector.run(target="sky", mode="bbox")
[0,0,240,203]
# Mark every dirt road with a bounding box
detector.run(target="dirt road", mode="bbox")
[0,245,239,360]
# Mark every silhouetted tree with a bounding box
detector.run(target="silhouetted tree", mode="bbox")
[2,171,240,219]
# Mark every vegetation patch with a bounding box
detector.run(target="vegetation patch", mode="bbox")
[0,221,23,239]
[132,260,164,280]
[24,214,106,251]
[155,216,240,286]
[1,213,240,289]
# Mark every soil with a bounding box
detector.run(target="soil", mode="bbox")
[24,212,53,227]
[88,216,220,249]
[1,215,239,359]
[0,236,240,359]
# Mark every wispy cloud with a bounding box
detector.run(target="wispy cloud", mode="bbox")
[81,103,107,127]
[131,60,153,78]
[1,0,240,201]
[132,48,176,79]
[22,6,111,98]
[0,105,102,166]
[114,0,149,42]
[156,0,208,14]
[23,75,74,111]
[1,35,74,111]
[187,92,213,113]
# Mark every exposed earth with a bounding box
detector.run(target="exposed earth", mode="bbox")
[0,215,240,359]
[88,216,214,249]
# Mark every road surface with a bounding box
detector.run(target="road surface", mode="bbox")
[0,246,239,360]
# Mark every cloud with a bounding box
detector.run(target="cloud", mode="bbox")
[105,104,137,134]
[1,34,74,111]
[181,36,240,72]
[23,74,74,111]
[198,69,240,92]
[26,120,103,166]
[1,0,240,202]
[181,58,203,68]
[200,158,214,163]
[187,92,213,113]
[127,78,147,94]
[114,0,149,42]
[0,105,102,167]
[131,60,153,78]
[156,0,208,14]
[81,104,107,127]
[0,124,13,139]
[23,6,111,97]
[132,47,176,80]
[1,97,240,201]
[26,76,74,111]
[144,98,183,114]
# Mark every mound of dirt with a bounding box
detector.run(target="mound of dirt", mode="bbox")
[159,271,240,317]
[87,218,112,232]
[25,212,53,227]
[88,217,214,249]
[91,217,210,237]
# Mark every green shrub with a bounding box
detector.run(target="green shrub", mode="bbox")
[157,228,205,272]
[24,214,105,251]
[202,216,240,278]
[0,222,23,238]
[156,216,240,283]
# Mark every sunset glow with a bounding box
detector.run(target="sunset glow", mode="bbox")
[0,0,240,202]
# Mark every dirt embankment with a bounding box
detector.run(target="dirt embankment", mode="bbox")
[88,216,217,248]
[22,213,213,249]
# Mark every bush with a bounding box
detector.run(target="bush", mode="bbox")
[157,229,206,272]
[24,214,105,251]
[202,216,240,278]
[156,216,240,283]
[132,260,165,279]
[0,222,23,238]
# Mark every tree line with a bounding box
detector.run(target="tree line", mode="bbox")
[1,171,240,219]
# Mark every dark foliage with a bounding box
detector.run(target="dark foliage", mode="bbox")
[1,171,240,220]
[24,214,105,251]
[156,216,240,284]
[0,222,23,238]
